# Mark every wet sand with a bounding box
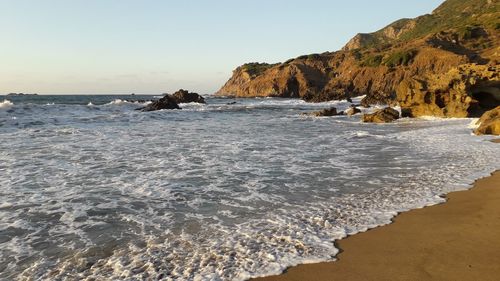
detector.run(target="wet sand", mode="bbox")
[254,170,500,281]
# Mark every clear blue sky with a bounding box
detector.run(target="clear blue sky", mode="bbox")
[0,0,444,94]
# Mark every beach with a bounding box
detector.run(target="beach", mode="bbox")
[255,169,500,281]
[2,0,499,279]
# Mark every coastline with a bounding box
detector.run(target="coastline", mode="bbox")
[253,170,500,281]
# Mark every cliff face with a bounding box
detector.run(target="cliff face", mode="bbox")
[397,64,499,117]
[216,0,499,117]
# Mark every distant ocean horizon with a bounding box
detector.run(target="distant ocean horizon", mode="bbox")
[1,95,499,280]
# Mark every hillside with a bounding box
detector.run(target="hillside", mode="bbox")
[343,0,499,50]
[216,0,499,118]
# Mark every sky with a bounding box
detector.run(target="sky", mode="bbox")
[0,0,444,95]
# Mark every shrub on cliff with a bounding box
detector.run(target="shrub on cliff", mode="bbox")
[241,63,278,77]
[360,54,384,67]
[383,49,418,67]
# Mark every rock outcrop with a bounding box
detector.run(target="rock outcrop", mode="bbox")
[216,0,499,119]
[139,89,206,111]
[346,106,362,116]
[362,107,400,123]
[171,89,205,104]
[475,106,500,135]
[305,107,341,117]
[397,65,499,118]
[342,33,376,51]
[140,95,180,111]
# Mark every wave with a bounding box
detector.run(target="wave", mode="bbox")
[105,99,152,106]
[349,130,389,139]
[0,99,14,109]
[106,99,129,105]
[467,118,480,129]
[1,99,498,280]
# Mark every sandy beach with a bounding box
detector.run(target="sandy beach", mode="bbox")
[255,170,500,281]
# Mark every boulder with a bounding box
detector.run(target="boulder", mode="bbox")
[140,95,180,111]
[475,106,500,135]
[171,89,205,104]
[362,107,400,123]
[306,107,341,117]
[346,106,362,116]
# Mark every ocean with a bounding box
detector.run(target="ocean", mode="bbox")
[0,95,499,280]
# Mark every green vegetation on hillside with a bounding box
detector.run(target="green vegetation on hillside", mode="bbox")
[241,63,278,77]
[297,54,321,60]
[383,49,418,67]
[358,49,418,68]
[360,54,384,67]
[356,0,498,49]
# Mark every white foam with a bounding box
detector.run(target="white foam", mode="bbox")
[468,118,480,129]
[106,99,129,105]
[0,99,14,109]
[415,115,468,121]
[178,102,206,108]
[105,99,151,106]
[1,104,499,281]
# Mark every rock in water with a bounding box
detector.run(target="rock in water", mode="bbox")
[140,95,180,111]
[362,107,400,123]
[171,89,205,104]
[306,107,340,117]
[475,106,500,135]
[346,106,362,116]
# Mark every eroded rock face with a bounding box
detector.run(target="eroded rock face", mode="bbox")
[140,95,180,111]
[475,106,500,135]
[362,107,400,123]
[216,60,331,99]
[216,43,473,107]
[342,33,375,51]
[396,65,499,118]
[171,89,205,104]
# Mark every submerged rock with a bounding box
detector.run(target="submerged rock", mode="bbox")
[140,95,180,111]
[362,107,400,123]
[306,107,341,117]
[171,89,205,104]
[125,99,151,104]
[475,106,500,135]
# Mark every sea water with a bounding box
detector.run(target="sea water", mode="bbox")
[0,95,498,280]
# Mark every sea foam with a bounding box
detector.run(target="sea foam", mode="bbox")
[0,97,498,281]
[0,99,14,109]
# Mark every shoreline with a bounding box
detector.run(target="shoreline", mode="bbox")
[253,170,500,281]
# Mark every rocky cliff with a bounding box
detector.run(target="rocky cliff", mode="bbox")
[216,0,499,117]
